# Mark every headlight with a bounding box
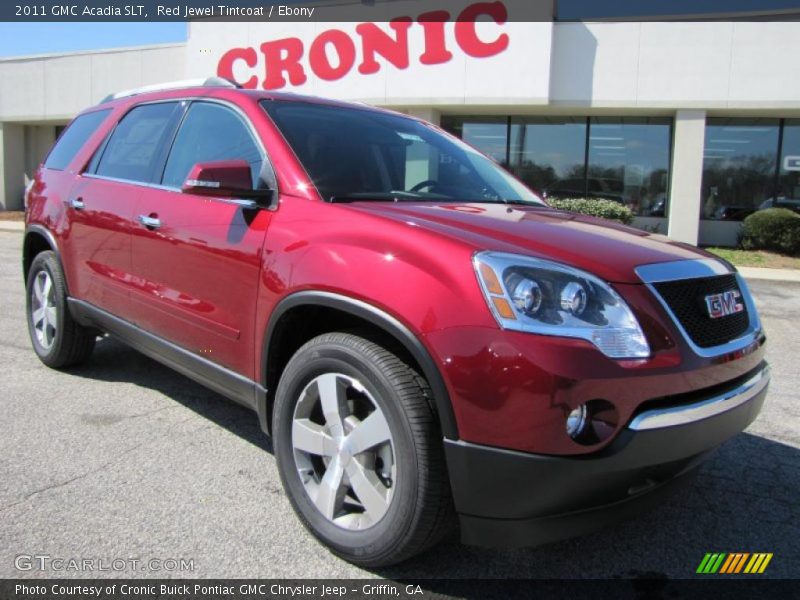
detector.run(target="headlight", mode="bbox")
[474,251,651,359]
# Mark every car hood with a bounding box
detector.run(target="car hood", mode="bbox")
[346,202,712,284]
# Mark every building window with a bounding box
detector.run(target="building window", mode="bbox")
[442,115,673,219]
[509,117,587,197]
[586,117,672,217]
[777,120,800,214]
[700,118,781,221]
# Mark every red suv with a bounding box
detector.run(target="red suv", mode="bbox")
[24,79,769,567]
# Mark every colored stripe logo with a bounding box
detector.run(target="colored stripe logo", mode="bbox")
[697,553,773,574]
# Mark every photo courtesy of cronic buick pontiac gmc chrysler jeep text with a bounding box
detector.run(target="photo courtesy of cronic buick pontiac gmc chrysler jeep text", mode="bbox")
[23,78,770,567]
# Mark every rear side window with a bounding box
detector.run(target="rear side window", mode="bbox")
[161,102,264,189]
[95,102,179,183]
[44,109,110,171]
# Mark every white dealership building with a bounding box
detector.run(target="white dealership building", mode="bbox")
[1,0,800,246]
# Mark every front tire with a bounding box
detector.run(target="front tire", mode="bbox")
[26,251,95,368]
[273,332,453,567]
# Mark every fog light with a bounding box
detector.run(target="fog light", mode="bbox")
[566,404,589,439]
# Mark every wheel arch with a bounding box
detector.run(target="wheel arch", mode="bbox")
[23,225,66,292]
[261,291,458,441]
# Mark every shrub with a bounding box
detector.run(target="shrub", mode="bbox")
[741,208,800,256]
[547,197,634,225]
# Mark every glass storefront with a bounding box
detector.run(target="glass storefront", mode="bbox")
[700,118,800,220]
[442,115,800,228]
[777,119,800,213]
[586,118,671,217]
[508,117,587,196]
[441,115,672,218]
[700,118,781,221]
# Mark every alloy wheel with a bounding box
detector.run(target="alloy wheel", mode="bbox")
[291,373,396,530]
[30,270,57,350]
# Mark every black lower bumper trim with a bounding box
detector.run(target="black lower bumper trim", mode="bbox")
[458,467,698,548]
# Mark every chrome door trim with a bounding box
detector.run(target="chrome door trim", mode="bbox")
[83,174,262,210]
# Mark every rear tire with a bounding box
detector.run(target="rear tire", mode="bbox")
[273,332,454,567]
[26,251,95,368]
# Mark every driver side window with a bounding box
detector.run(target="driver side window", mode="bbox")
[391,133,487,194]
[402,137,439,191]
[161,102,265,189]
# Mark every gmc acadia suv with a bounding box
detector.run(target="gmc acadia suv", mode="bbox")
[23,78,770,567]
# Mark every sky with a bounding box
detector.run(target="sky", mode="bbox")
[0,23,187,58]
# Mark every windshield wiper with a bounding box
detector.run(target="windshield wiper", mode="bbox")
[329,194,462,204]
[329,195,397,203]
[457,199,547,207]
[328,195,545,207]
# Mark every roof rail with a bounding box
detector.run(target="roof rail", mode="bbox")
[99,77,240,104]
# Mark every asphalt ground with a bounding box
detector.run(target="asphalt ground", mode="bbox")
[0,231,797,582]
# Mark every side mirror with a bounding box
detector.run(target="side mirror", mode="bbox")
[181,160,272,206]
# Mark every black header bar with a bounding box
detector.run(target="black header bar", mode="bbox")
[3,0,800,22]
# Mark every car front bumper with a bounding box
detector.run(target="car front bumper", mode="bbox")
[445,363,770,547]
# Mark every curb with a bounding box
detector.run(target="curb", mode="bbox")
[0,222,24,233]
[738,266,800,283]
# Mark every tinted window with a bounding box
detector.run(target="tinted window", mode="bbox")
[263,101,543,205]
[162,102,264,189]
[44,109,110,171]
[701,118,780,220]
[96,102,179,183]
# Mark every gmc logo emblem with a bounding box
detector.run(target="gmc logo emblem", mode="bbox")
[705,291,744,319]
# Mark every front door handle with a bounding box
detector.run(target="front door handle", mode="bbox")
[69,197,85,210]
[138,214,161,230]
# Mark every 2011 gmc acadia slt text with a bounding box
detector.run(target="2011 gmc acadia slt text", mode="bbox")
[23,78,770,567]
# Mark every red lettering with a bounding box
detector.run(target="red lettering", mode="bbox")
[260,38,307,90]
[309,29,356,81]
[455,1,509,58]
[216,1,511,90]
[217,47,258,89]
[356,18,413,75]
[417,11,453,65]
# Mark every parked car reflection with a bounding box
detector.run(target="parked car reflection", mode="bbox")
[759,196,800,214]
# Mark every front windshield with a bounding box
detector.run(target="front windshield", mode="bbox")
[261,100,544,205]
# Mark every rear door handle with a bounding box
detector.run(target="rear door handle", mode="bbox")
[69,197,85,210]
[138,214,161,230]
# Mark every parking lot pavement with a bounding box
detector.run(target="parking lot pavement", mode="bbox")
[0,230,797,582]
